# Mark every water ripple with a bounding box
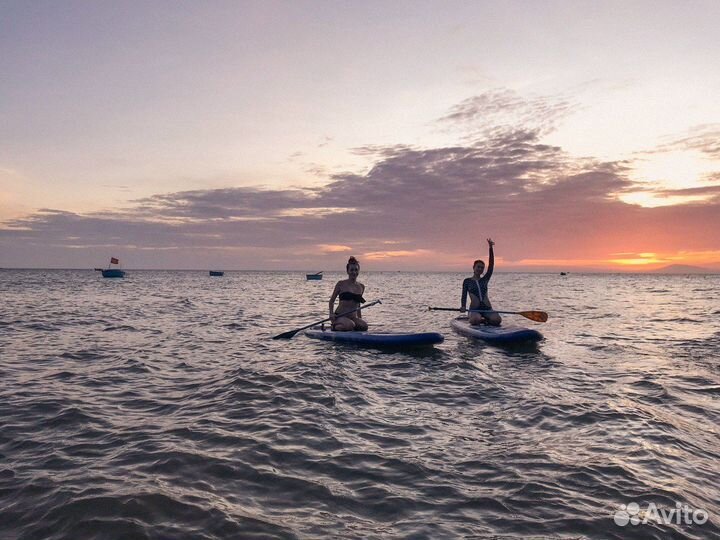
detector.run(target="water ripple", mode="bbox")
[0,270,718,538]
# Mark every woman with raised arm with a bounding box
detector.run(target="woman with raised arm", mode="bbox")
[461,238,502,326]
[329,256,368,331]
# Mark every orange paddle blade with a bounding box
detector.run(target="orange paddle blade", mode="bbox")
[519,310,548,323]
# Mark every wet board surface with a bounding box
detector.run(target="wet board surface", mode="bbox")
[305,328,444,347]
[451,317,543,344]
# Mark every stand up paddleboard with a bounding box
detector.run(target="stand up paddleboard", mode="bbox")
[451,317,542,344]
[305,327,444,348]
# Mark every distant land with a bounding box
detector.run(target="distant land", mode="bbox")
[649,264,720,274]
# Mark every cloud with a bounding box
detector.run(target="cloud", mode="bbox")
[2,91,720,270]
[132,187,321,220]
[666,124,720,160]
[363,249,433,260]
[318,244,352,253]
[438,88,576,138]
[654,185,720,198]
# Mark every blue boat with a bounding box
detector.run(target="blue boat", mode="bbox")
[306,271,323,280]
[209,271,224,276]
[97,257,125,278]
[101,269,125,278]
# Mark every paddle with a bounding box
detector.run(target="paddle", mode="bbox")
[428,306,548,323]
[272,300,382,339]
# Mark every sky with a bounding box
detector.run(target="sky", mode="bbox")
[2,0,720,271]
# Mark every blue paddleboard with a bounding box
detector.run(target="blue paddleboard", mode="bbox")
[305,328,444,347]
[451,317,542,344]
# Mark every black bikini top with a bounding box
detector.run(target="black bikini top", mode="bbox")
[339,291,365,303]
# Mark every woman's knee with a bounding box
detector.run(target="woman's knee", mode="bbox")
[486,313,502,326]
[333,317,355,331]
[468,313,484,326]
[354,319,368,331]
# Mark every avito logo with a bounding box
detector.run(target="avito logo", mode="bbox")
[614,502,708,527]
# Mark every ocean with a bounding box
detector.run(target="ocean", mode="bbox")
[1,269,718,539]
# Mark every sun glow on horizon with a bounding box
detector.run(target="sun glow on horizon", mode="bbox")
[634,150,717,190]
[503,250,720,271]
[620,150,720,207]
[619,192,711,208]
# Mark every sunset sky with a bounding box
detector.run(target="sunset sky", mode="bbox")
[2,0,720,271]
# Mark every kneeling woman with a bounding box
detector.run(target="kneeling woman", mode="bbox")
[329,256,368,331]
[461,238,502,326]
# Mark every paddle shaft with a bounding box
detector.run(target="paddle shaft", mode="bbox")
[431,307,526,314]
[428,308,525,315]
[273,300,381,339]
[473,309,511,314]
[428,306,548,322]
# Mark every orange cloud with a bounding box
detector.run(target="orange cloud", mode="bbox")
[609,252,663,266]
[507,258,609,268]
[318,244,352,253]
[363,249,433,260]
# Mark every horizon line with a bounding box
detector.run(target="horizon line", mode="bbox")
[2,267,719,275]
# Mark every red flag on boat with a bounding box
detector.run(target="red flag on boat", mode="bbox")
[110,257,119,264]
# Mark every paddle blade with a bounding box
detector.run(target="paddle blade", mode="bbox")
[520,310,548,323]
[272,329,298,340]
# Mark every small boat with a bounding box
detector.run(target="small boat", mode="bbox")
[451,317,542,344]
[560,272,567,276]
[305,327,444,348]
[209,271,224,276]
[97,256,125,278]
[101,269,125,278]
[306,271,323,280]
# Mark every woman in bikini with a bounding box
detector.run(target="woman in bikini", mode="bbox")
[329,256,368,331]
[461,238,502,326]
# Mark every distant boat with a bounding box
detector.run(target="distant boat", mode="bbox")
[560,272,567,276]
[306,271,323,280]
[209,271,224,276]
[97,256,125,278]
[101,269,125,278]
